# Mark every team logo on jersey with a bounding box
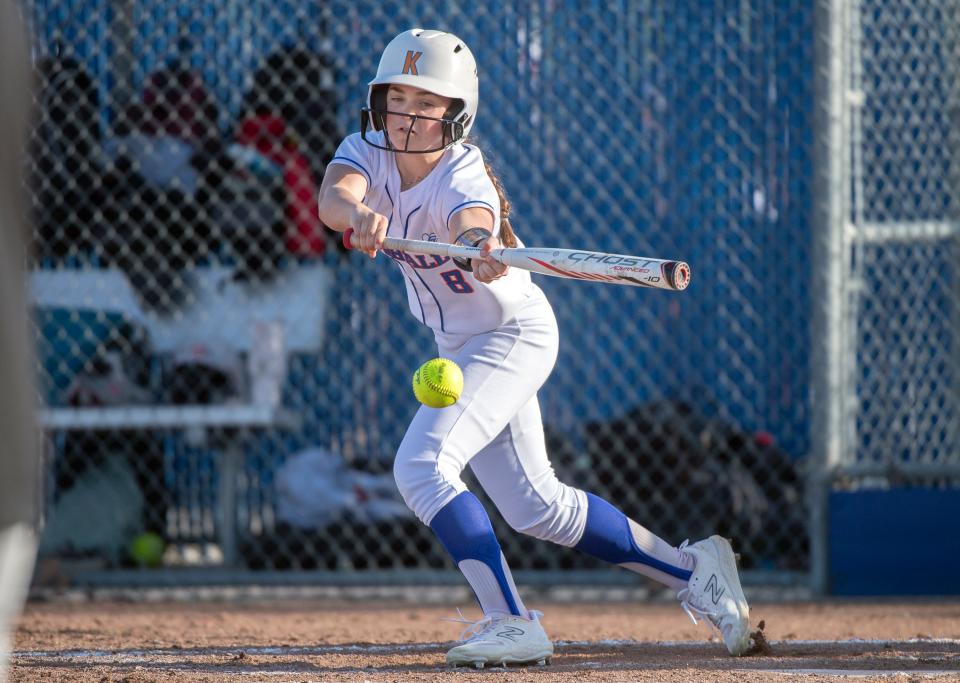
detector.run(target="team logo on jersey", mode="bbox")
[422,232,438,242]
[402,50,423,75]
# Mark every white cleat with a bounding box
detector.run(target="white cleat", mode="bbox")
[677,535,751,656]
[446,610,554,668]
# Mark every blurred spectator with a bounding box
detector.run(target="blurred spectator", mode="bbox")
[104,103,199,196]
[207,137,287,280]
[234,112,324,258]
[99,63,227,312]
[585,401,807,570]
[141,62,221,153]
[242,45,346,256]
[242,446,425,571]
[246,46,342,180]
[30,52,103,263]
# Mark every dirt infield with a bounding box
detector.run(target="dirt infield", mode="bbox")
[11,598,960,681]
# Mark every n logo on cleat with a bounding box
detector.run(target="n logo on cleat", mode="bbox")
[705,574,725,604]
[496,626,525,642]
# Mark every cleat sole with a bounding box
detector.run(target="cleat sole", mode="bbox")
[451,654,553,669]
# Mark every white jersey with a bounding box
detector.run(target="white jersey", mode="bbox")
[329,131,543,339]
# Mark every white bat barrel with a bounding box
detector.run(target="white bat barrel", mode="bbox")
[498,248,691,291]
[342,230,691,291]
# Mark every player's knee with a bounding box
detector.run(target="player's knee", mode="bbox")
[393,449,464,524]
[500,484,585,547]
[393,455,428,508]
[506,508,558,540]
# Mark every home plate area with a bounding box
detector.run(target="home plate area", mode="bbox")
[12,600,960,681]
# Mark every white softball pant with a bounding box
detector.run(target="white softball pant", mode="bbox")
[393,290,589,547]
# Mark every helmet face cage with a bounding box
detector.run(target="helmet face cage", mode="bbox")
[362,29,478,154]
[361,86,467,153]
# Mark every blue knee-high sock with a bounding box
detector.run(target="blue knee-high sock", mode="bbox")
[430,491,527,617]
[574,493,693,587]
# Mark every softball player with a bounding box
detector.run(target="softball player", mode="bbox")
[318,28,751,667]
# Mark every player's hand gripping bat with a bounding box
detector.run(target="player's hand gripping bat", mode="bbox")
[341,229,691,291]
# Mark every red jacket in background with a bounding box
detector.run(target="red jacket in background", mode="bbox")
[236,114,325,256]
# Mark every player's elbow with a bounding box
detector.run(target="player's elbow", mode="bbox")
[316,186,347,231]
[316,191,336,230]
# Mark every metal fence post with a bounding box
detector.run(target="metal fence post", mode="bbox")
[811,0,853,596]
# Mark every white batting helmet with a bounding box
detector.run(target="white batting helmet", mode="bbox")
[362,28,479,152]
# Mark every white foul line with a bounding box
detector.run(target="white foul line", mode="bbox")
[14,637,960,660]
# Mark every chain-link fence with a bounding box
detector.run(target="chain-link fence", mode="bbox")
[25,0,819,585]
[848,1,960,478]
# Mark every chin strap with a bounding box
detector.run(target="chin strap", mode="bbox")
[452,227,492,271]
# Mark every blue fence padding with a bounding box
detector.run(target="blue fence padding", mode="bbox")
[830,488,960,595]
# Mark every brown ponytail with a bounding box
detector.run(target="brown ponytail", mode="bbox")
[452,115,517,247]
[447,98,517,246]
[483,161,518,248]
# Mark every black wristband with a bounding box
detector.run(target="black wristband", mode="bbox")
[452,227,492,272]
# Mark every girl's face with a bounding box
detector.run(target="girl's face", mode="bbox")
[384,84,455,152]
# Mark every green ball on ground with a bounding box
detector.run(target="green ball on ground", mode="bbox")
[129,531,165,567]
